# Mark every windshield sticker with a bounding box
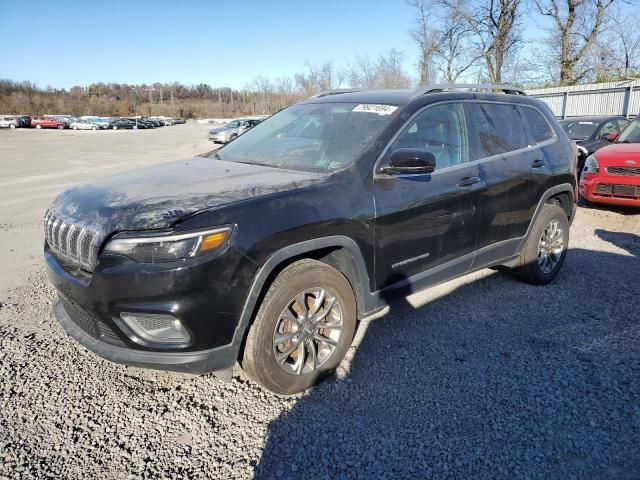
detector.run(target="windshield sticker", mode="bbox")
[352,104,398,115]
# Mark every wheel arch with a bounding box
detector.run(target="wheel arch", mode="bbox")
[516,183,575,254]
[229,236,375,362]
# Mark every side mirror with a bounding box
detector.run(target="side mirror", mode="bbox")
[606,132,618,142]
[381,148,436,175]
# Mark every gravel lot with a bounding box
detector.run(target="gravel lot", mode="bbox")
[1,124,639,479]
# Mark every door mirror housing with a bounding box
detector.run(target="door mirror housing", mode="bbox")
[606,131,618,142]
[381,148,437,175]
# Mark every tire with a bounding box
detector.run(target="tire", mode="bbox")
[36,124,42,129]
[517,203,569,285]
[57,124,64,130]
[92,126,97,130]
[72,126,78,130]
[9,124,15,129]
[113,126,118,130]
[242,259,357,395]
[229,134,237,142]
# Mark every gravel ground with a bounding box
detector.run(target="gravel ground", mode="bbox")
[1,126,639,479]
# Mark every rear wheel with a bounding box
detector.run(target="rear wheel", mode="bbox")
[242,259,357,395]
[57,124,64,130]
[517,204,569,285]
[72,126,78,130]
[9,124,16,129]
[92,126,97,130]
[36,124,42,129]
[113,125,118,130]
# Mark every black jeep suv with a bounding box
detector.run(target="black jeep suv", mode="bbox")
[45,84,577,394]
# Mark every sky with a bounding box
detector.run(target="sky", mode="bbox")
[1,0,420,89]
[2,1,634,90]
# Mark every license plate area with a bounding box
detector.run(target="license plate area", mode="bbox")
[613,185,637,197]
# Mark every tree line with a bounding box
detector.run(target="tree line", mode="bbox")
[1,0,637,118]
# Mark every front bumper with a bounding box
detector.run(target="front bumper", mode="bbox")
[53,298,237,374]
[208,134,229,143]
[580,174,640,207]
[45,242,255,374]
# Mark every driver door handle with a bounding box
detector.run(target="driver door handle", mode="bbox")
[457,176,481,188]
[530,159,546,168]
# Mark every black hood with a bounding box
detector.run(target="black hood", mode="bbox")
[48,156,324,238]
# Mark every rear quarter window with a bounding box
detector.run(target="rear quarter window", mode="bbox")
[468,103,528,158]
[521,107,554,144]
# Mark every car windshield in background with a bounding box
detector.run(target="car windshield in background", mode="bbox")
[559,120,598,140]
[616,119,640,143]
[211,103,397,173]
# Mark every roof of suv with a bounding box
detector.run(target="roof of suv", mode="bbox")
[301,84,529,106]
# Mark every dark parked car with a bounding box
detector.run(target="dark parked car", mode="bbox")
[17,115,32,128]
[111,119,138,130]
[45,84,576,395]
[559,116,629,175]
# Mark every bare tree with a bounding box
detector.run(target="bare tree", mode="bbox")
[294,61,342,96]
[344,54,379,89]
[437,8,483,82]
[408,0,442,84]
[534,0,616,85]
[440,0,523,84]
[591,7,640,80]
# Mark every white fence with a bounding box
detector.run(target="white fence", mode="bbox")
[526,80,640,119]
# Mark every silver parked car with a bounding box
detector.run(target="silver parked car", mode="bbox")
[70,119,99,130]
[208,117,263,143]
[0,115,20,129]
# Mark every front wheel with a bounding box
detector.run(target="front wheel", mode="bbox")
[113,126,118,130]
[242,259,357,395]
[57,124,64,130]
[36,124,42,129]
[72,126,78,130]
[517,203,569,285]
[92,126,97,130]
[9,124,16,129]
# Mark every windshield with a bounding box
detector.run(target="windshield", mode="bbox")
[559,120,598,141]
[617,118,640,143]
[212,103,397,173]
[225,121,241,129]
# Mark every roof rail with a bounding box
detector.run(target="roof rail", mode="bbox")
[308,89,363,99]
[411,83,527,98]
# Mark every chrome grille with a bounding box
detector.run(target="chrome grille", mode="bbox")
[44,210,101,271]
[606,166,640,177]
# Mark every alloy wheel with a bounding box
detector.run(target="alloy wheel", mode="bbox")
[272,288,343,375]
[537,219,564,274]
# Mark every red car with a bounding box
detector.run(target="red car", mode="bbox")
[31,116,66,129]
[579,117,640,208]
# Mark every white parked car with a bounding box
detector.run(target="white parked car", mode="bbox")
[0,115,20,129]
[70,119,99,130]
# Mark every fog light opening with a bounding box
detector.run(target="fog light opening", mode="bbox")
[120,312,191,347]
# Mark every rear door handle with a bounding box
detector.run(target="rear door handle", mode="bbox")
[531,159,546,168]
[457,176,481,188]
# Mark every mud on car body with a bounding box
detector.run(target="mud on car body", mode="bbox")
[45,84,577,394]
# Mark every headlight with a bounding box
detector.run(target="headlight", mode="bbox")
[103,226,233,263]
[583,154,599,174]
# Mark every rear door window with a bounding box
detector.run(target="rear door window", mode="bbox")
[521,106,554,144]
[468,103,527,159]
